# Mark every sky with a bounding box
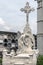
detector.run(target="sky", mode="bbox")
[0,0,37,34]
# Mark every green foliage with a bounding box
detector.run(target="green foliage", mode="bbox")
[37,55,43,65]
[0,58,2,63]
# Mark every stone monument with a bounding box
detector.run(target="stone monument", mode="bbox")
[2,2,39,65]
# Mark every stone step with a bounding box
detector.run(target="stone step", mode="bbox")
[14,63,24,65]
[14,64,24,65]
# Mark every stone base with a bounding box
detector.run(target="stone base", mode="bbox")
[2,49,39,65]
[2,53,38,65]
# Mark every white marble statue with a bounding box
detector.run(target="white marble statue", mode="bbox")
[18,2,35,54]
[2,2,39,65]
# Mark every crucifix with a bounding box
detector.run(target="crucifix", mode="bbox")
[20,2,35,24]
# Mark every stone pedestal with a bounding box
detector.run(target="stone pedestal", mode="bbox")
[2,49,39,65]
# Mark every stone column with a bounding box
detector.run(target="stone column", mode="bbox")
[35,0,43,55]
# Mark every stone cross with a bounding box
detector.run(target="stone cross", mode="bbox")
[20,2,34,23]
